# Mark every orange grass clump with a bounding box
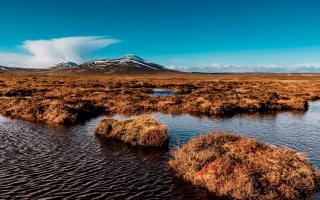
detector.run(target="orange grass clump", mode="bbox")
[168,132,320,199]
[95,116,169,147]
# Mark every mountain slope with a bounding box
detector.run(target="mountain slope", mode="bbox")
[0,66,8,72]
[52,55,177,74]
[50,62,78,70]
[0,66,45,73]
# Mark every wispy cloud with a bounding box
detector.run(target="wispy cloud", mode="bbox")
[168,63,320,73]
[0,36,120,68]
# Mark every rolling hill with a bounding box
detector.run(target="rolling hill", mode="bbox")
[50,55,177,74]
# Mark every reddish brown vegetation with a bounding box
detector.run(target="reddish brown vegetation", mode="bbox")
[95,116,169,147]
[0,73,320,124]
[168,132,320,199]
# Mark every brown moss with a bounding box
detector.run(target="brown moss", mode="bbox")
[168,132,320,199]
[95,116,169,147]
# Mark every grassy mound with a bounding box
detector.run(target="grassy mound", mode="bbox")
[95,116,169,147]
[2,99,104,125]
[169,132,320,199]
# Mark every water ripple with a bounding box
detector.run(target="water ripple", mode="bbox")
[1,102,320,199]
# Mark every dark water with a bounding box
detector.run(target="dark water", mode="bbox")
[1,102,320,199]
[151,89,174,96]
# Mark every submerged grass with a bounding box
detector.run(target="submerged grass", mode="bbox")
[169,132,320,199]
[95,116,169,147]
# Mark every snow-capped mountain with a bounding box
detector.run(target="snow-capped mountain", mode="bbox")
[0,66,9,72]
[72,55,173,74]
[51,61,78,69]
[0,66,32,72]
[0,55,178,74]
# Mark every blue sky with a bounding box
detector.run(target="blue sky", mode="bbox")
[1,0,320,71]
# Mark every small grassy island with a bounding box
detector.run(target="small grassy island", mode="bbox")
[95,116,169,147]
[169,132,320,200]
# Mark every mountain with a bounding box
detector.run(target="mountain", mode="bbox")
[0,66,24,72]
[1,55,179,74]
[0,65,49,73]
[52,55,177,74]
[0,66,35,73]
[0,66,9,72]
[50,62,78,70]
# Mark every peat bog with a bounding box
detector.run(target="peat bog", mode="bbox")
[0,73,320,125]
[1,73,320,199]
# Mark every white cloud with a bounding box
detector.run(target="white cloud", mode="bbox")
[168,63,320,73]
[0,36,120,68]
[0,52,30,68]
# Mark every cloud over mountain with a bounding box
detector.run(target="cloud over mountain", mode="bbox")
[0,36,120,68]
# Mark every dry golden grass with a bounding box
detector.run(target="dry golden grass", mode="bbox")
[95,116,169,147]
[0,73,320,124]
[168,132,320,200]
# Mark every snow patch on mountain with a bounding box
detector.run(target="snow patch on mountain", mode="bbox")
[51,61,78,69]
[81,55,165,71]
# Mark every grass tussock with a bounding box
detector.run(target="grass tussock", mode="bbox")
[1,98,104,125]
[95,116,169,147]
[168,132,320,199]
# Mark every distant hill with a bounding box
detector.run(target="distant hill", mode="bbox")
[0,55,179,75]
[0,65,20,72]
[50,62,78,70]
[0,65,49,73]
[0,66,8,72]
[50,55,178,74]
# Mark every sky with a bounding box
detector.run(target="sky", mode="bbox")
[1,0,320,72]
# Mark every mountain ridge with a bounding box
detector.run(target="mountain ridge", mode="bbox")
[0,55,180,74]
[51,61,78,70]
[50,55,177,74]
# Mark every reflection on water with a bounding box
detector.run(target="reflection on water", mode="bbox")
[1,101,320,199]
[0,96,31,99]
[150,88,174,96]
[0,116,209,199]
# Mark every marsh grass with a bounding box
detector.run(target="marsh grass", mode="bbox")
[95,116,169,147]
[168,132,320,199]
[0,73,320,125]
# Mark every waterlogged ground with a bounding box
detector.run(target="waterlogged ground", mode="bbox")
[151,89,175,97]
[1,102,320,199]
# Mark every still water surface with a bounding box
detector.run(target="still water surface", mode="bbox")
[150,89,174,97]
[1,102,320,199]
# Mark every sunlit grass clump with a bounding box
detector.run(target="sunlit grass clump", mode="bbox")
[95,116,169,147]
[169,132,320,199]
